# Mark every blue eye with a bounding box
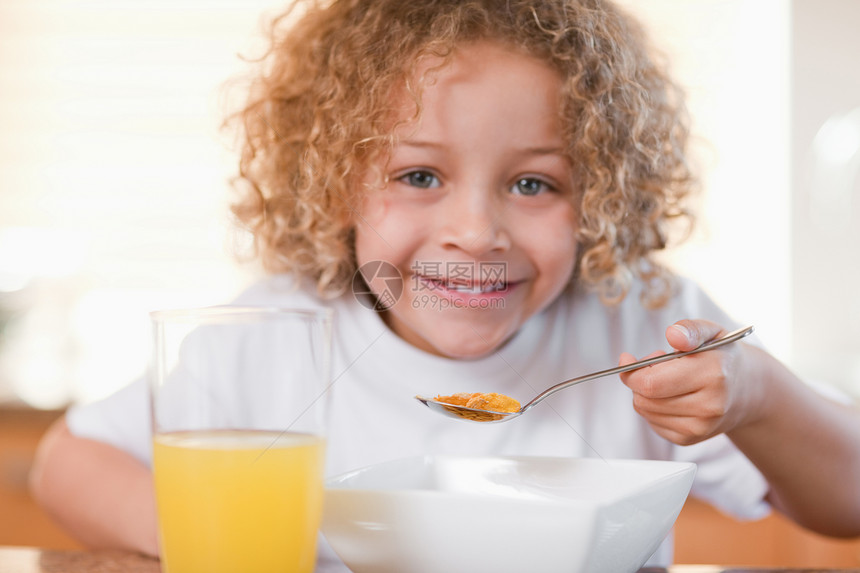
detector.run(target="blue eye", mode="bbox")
[511,177,551,196]
[398,170,440,189]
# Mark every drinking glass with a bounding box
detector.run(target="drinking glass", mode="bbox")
[149,306,333,573]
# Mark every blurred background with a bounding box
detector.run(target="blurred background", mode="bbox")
[0,0,858,410]
[2,0,860,564]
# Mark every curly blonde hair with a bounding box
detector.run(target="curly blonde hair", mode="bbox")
[228,0,695,308]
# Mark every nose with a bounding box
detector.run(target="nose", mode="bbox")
[437,187,511,256]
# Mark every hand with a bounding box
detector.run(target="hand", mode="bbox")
[619,319,760,446]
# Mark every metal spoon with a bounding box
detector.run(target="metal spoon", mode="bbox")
[415,325,754,423]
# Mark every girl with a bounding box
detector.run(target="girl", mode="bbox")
[31,0,860,569]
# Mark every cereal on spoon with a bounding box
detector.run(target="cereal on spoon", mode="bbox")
[433,392,521,421]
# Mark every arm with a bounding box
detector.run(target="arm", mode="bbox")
[29,417,160,556]
[619,319,860,538]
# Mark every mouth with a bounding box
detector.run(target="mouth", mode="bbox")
[421,276,510,294]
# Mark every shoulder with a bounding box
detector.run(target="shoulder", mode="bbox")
[229,273,378,334]
[661,275,735,321]
[230,274,333,309]
[560,273,725,320]
[549,275,740,355]
[615,274,738,326]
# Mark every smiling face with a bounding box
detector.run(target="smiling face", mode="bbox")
[353,41,579,359]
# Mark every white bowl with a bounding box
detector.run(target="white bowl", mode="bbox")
[322,455,696,573]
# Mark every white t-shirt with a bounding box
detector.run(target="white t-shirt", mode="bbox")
[67,274,770,569]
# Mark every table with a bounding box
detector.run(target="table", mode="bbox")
[0,547,158,573]
[1,547,859,572]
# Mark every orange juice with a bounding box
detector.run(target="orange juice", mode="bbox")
[153,430,325,573]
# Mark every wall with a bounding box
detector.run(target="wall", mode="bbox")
[617,0,792,362]
[791,0,860,396]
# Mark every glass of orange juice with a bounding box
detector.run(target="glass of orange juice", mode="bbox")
[149,306,333,573]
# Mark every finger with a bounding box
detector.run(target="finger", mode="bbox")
[619,350,665,366]
[631,387,727,418]
[639,418,708,447]
[618,352,638,367]
[618,350,667,387]
[621,354,711,398]
[635,411,721,445]
[665,319,724,352]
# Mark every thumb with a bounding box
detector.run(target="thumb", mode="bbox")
[666,319,723,352]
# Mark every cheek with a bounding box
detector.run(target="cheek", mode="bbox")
[528,207,579,269]
[535,220,579,293]
[356,186,389,227]
[545,243,578,287]
[353,221,385,269]
[353,197,424,268]
[352,189,393,266]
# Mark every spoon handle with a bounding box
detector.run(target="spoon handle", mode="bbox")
[522,325,754,413]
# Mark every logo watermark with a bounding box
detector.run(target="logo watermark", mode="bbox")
[352,260,403,311]
[352,260,508,311]
[410,293,506,311]
[409,261,507,293]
